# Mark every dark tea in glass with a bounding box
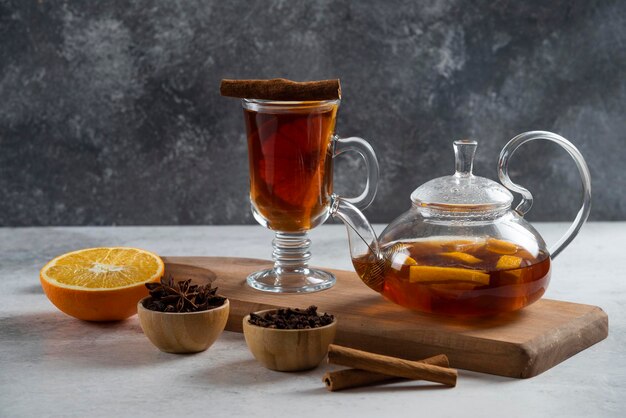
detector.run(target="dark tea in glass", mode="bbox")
[244,102,338,232]
[240,98,378,293]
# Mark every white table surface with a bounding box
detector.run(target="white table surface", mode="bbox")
[0,223,623,418]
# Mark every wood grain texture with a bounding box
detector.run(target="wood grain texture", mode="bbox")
[162,256,609,378]
[137,297,229,353]
[242,311,337,371]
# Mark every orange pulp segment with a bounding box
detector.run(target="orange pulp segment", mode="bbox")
[496,255,523,270]
[40,247,164,321]
[409,265,490,286]
[439,252,482,264]
[486,238,518,255]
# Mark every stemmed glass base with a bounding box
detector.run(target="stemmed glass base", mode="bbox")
[246,232,336,293]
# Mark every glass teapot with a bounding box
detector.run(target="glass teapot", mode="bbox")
[332,131,591,316]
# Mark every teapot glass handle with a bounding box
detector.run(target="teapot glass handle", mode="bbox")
[498,131,591,259]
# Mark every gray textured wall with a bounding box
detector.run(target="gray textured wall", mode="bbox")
[1,0,625,226]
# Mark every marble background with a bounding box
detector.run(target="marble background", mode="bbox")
[1,0,624,226]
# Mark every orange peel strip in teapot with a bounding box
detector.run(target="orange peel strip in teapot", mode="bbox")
[390,253,417,270]
[439,252,482,264]
[486,238,518,255]
[496,255,523,270]
[409,266,490,286]
[441,240,483,253]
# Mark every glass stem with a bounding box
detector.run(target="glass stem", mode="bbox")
[272,232,312,279]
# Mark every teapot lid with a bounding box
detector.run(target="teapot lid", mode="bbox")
[410,139,513,212]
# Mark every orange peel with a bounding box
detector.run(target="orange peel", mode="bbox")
[409,265,490,286]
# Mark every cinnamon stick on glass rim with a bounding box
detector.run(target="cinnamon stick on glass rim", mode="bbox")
[219,78,341,101]
[323,354,450,392]
[327,344,457,387]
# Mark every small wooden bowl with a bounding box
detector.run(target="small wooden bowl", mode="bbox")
[242,309,337,372]
[137,297,229,354]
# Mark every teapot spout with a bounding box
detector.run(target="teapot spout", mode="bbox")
[331,197,385,292]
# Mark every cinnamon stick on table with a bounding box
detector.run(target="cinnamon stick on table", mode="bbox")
[323,354,450,391]
[327,344,457,387]
[220,78,341,101]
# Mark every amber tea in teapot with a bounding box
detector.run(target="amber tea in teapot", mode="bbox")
[332,132,590,317]
[353,238,551,316]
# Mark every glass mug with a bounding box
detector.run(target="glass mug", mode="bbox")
[241,98,379,293]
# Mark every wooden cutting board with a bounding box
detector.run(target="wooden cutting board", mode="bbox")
[163,256,608,378]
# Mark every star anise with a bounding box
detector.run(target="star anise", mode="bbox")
[144,275,226,313]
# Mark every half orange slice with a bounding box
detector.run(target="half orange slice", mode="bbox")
[40,247,164,321]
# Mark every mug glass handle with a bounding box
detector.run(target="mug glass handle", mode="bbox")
[332,135,379,210]
[498,131,592,259]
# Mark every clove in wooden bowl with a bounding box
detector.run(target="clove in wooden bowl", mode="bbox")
[242,309,337,372]
[137,297,229,354]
